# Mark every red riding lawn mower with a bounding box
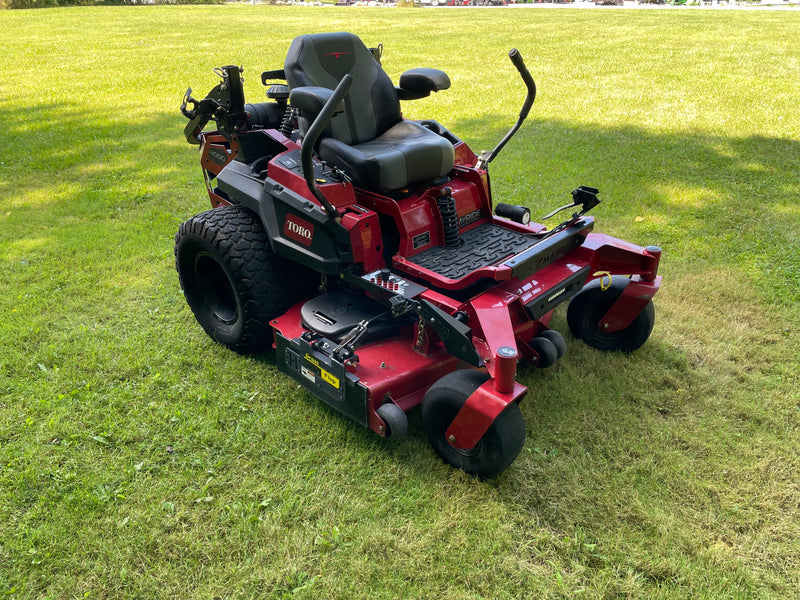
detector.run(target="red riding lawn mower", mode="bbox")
[176,32,662,478]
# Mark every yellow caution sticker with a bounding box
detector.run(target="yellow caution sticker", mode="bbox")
[304,352,340,389]
[320,369,340,389]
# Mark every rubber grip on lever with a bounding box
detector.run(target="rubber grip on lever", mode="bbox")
[509,48,526,72]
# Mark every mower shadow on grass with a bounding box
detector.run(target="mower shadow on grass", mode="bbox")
[2,101,194,221]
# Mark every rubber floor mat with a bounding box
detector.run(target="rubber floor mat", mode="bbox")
[405,224,535,281]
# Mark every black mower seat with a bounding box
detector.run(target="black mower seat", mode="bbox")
[284,32,455,193]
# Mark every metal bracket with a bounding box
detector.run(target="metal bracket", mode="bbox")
[542,186,601,221]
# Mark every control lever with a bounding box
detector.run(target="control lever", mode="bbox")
[300,73,353,221]
[542,186,602,221]
[476,48,537,170]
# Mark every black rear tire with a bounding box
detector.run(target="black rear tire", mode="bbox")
[175,204,317,354]
[567,278,655,352]
[422,370,526,478]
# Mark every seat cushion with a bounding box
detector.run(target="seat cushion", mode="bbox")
[319,120,455,193]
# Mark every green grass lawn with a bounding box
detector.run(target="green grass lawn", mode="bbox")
[1,5,798,599]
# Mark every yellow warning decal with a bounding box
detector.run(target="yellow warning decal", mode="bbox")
[303,352,339,388]
[320,369,340,389]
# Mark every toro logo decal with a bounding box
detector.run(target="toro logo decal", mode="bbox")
[283,214,314,247]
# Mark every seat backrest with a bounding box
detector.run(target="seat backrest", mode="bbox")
[284,32,401,146]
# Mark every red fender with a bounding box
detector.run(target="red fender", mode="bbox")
[600,275,662,333]
[445,380,527,450]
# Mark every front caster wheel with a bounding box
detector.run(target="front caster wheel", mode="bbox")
[538,329,567,359]
[529,336,558,368]
[376,402,408,439]
[567,277,655,352]
[422,370,526,478]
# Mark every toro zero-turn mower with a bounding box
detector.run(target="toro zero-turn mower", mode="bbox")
[175,33,662,478]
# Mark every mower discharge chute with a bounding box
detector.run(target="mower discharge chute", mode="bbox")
[175,33,662,478]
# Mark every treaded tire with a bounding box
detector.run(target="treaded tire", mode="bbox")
[175,204,316,354]
[422,370,526,479]
[567,278,655,352]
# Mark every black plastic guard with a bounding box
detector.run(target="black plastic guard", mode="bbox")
[215,159,353,274]
[504,218,593,281]
[275,332,368,427]
[524,264,591,320]
[418,300,481,367]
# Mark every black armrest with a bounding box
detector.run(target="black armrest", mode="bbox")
[261,69,286,85]
[289,86,344,118]
[396,68,451,101]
